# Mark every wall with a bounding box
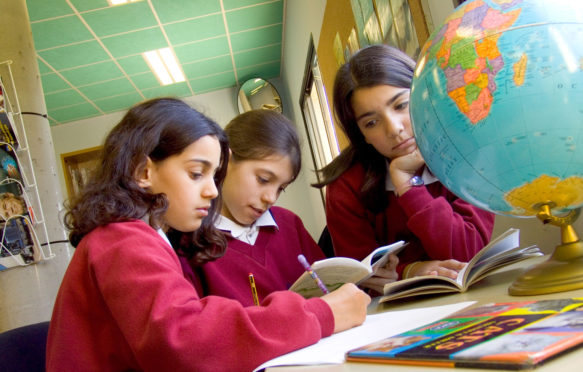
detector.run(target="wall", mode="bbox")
[277,0,328,239]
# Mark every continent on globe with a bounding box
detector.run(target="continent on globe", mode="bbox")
[504,175,583,216]
[423,0,522,124]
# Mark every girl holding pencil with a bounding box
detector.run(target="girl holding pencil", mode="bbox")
[192,109,395,305]
[46,98,370,372]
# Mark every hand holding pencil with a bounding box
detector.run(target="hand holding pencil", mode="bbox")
[297,254,329,294]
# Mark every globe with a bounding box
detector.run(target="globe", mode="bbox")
[410,0,583,218]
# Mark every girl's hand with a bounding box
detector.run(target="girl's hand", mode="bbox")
[321,283,371,333]
[405,259,466,279]
[389,148,426,195]
[359,254,399,294]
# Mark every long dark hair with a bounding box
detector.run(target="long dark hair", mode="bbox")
[64,98,229,264]
[313,44,415,213]
[225,109,301,180]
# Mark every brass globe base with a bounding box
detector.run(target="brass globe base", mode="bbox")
[509,204,583,296]
[508,241,583,295]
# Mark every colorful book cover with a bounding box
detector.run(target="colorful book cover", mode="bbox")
[0,142,41,270]
[0,79,18,148]
[346,298,583,370]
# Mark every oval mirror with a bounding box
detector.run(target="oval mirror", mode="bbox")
[237,78,282,114]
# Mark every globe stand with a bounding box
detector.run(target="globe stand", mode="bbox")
[509,203,583,295]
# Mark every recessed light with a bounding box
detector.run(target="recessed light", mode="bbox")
[108,0,141,6]
[143,48,186,86]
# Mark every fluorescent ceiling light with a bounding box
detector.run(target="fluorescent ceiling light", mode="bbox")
[143,48,186,86]
[108,0,141,5]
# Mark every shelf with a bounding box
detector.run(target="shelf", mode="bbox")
[0,60,54,271]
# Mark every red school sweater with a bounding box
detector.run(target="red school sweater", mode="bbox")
[46,220,333,372]
[200,206,327,306]
[326,163,495,277]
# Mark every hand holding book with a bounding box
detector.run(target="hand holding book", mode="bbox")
[289,241,408,298]
[358,253,399,294]
[378,228,543,303]
[403,259,467,279]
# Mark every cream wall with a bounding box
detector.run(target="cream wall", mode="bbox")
[275,0,328,239]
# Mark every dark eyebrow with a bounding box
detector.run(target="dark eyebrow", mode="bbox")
[187,158,213,168]
[354,90,408,122]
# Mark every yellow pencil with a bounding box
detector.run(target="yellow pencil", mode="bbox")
[248,273,260,306]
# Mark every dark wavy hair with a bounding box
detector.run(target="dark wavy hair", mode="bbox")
[225,109,301,180]
[313,44,415,213]
[64,97,229,264]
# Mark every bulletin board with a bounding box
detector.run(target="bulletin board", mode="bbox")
[316,0,429,151]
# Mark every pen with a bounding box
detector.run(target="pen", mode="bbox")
[248,273,260,306]
[297,254,330,294]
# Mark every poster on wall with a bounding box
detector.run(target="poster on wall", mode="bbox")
[349,0,421,59]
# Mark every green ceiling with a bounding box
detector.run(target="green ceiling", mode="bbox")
[26,0,284,125]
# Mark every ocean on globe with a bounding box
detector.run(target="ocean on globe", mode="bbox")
[410,0,583,217]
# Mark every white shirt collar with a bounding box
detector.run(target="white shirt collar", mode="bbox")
[215,210,278,245]
[385,164,440,191]
[156,228,172,248]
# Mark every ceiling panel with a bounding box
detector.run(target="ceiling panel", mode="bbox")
[41,74,70,93]
[26,0,285,125]
[151,0,221,22]
[183,56,234,79]
[27,0,74,21]
[60,61,124,87]
[68,0,111,13]
[38,41,110,70]
[190,71,237,93]
[175,37,231,62]
[131,73,161,90]
[226,2,283,32]
[93,92,144,112]
[83,3,159,37]
[101,29,168,57]
[79,78,136,101]
[164,14,226,45]
[234,44,281,68]
[50,103,101,123]
[30,16,93,50]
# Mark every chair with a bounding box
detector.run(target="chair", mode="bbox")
[0,321,50,372]
[318,226,335,258]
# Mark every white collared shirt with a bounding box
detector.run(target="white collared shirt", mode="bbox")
[157,228,172,248]
[385,163,439,192]
[215,211,278,245]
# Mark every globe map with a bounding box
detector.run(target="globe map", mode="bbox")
[410,0,583,217]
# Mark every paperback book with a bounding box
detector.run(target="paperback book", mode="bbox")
[378,228,542,303]
[346,298,583,370]
[0,79,18,147]
[290,240,407,298]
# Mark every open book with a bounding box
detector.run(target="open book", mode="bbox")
[289,240,407,298]
[378,228,542,303]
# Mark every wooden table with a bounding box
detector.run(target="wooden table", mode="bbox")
[268,256,583,371]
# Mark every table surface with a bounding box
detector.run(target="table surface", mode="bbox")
[268,255,583,371]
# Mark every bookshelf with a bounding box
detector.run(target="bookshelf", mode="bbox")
[0,60,54,271]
